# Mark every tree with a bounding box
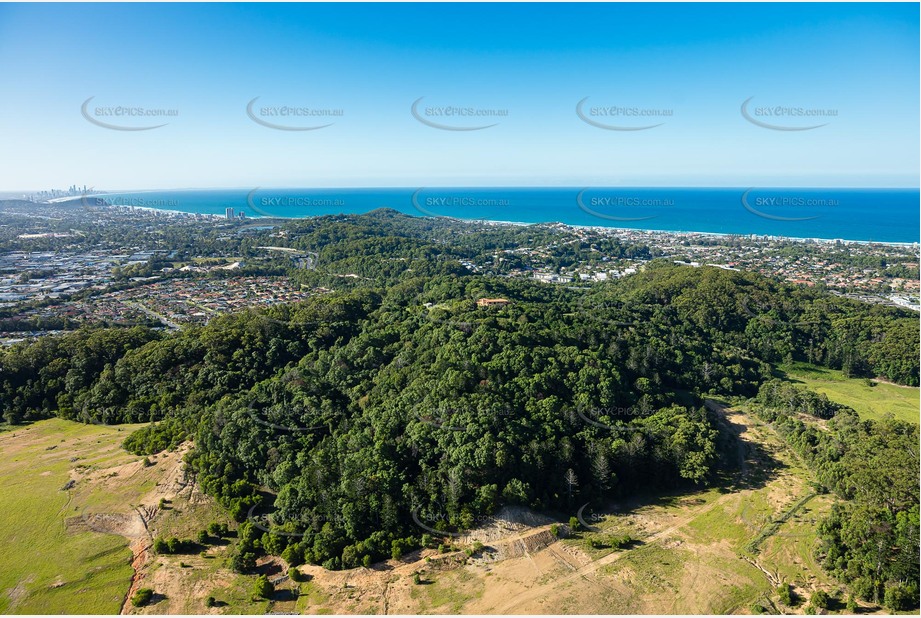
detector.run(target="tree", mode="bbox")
[231,550,256,574]
[884,583,916,611]
[810,590,830,610]
[1,255,917,601]
[252,574,273,600]
[501,478,530,505]
[845,595,857,613]
[262,532,285,556]
[564,469,579,503]
[207,522,229,537]
[281,544,304,567]
[592,451,612,491]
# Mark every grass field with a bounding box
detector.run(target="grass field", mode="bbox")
[0,418,324,616]
[409,568,483,613]
[780,362,919,424]
[549,402,844,614]
[0,419,145,614]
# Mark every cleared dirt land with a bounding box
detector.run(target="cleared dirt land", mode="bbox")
[0,401,872,614]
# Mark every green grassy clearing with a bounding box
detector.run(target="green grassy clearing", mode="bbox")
[0,419,144,614]
[780,362,918,424]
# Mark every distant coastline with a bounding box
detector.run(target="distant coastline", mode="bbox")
[27,186,921,246]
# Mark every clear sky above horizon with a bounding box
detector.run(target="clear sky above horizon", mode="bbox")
[0,2,917,191]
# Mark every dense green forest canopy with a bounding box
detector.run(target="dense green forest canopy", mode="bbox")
[1,213,917,603]
[752,380,919,609]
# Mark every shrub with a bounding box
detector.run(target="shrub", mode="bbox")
[777,582,794,606]
[206,596,216,608]
[288,567,308,582]
[618,536,634,548]
[131,588,154,607]
[568,516,579,532]
[196,530,209,544]
[122,420,185,455]
[465,541,485,557]
[321,556,340,571]
[412,572,422,585]
[362,554,372,568]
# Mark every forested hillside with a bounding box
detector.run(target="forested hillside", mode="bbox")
[1,214,917,604]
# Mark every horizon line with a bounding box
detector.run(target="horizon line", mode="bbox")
[7,184,921,193]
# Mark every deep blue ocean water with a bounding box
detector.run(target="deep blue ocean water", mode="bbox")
[99,187,920,244]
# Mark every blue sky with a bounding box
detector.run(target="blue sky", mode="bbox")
[0,2,917,190]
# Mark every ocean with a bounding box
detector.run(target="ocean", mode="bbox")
[96,187,920,244]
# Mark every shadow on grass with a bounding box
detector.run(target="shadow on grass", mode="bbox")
[566,400,786,533]
[367,561,395,572]
[706,398,785,492]
[254,560,284,577]
[271,588,300,602]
